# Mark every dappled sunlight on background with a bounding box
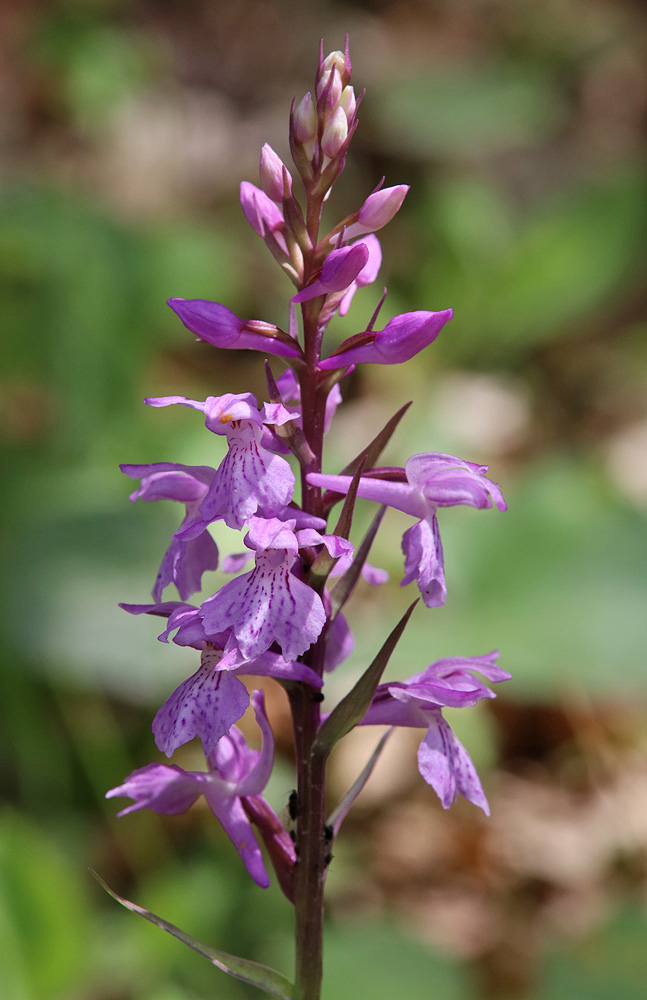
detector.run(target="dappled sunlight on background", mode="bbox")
[1,1,645,998]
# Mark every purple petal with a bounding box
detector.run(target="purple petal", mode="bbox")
[233,651,322,688]
[168,299,302,357]
[121,463,215,502]
[199,427,295,530]
[419,652,511,687]
[152,532,219,603]
[119,600,189,619]
[236,690,274,796]
[401,517,446,608]
[319,309,452,369]
[167,299,242,346]
[203,791,270,888]
[405,453,507,511]
[153,651,250,757]
[306,472,424,519]
[338,235,382,317]
[417,713,489,815]
[106,763,203,816]
[201,555,325,661]
[240,181,284,236]
[342,185,409,240]
[359,684,429,728]
[292,244,369,303]
[221,552,253,574]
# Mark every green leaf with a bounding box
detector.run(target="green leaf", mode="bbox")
[313,600,418,756]
[310,461,366,584]
[329,505,386,617]
[327,728,393,835]
[91,871,294,999]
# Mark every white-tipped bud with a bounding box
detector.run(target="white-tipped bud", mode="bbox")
[293,91,317,143]
[259,143,292,203]
[321,49,345,73]
[338,85,356,122]
[316,66,343,104]
[321,106,348,158]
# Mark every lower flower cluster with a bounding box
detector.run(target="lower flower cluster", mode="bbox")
[109,381,509,885]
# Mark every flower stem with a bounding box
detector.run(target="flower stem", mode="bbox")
[291,180,330,997]
[290,686,328,1000]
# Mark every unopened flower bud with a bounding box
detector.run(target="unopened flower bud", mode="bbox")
[239,181,284,237]
[317,66,343,105]
[342,185,410,240]
[338,85,356,122]
[293,92,317,143]
[318,47,351,88]
[321,106,348,158]
[259,144,292,203]
[321,50,345,76]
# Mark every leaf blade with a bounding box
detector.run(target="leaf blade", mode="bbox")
[313,600,418,756]
[90,870,295,999]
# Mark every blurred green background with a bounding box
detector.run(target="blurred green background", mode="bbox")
[1,1,646,998]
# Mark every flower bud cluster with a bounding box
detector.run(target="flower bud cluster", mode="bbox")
[290,37,358,195]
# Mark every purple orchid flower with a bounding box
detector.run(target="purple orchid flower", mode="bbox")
[167,299,302,359]
[360,653,510,814]
[107,690,276,888]
[200,516,352,661]
[145,393,296,531]
[119,602,322,756]
[308,452,506,607]
[318,308,452,370]
[121,463,219,602]
[338,234,382,316]
[292,242,369,304]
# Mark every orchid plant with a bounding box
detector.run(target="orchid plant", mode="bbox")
[99,38,510,1000]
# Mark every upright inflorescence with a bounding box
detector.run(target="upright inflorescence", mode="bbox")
[106,36,510,1000]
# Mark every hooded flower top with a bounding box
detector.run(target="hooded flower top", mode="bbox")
[146,393,297,531]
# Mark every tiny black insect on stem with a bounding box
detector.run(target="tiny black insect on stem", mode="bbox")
[288,789,299,822]
[323,824,333,842]
[312,691,325,703]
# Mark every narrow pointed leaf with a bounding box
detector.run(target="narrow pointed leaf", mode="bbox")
[313,600,418,757]
[332,457,366,541]
[91,871,295,999]
[327,728,393,836]
[329,505,386,616]
[309,460,365,583]
[338,400,411,479]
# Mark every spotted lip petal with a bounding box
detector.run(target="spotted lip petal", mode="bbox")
[200,516,326,661]
[359,653,509,814]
